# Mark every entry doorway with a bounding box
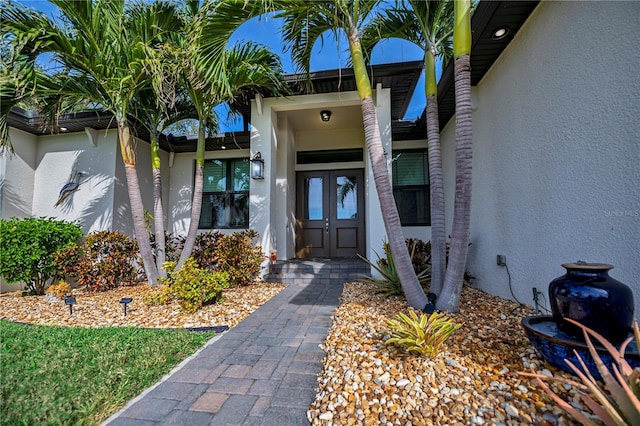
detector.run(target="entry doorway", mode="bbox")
[295,169,365,258]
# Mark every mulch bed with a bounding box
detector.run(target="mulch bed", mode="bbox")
[0,281,286,329]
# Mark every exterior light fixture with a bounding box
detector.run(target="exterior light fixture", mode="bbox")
[320,110,332,122]
[492,26,510,40]
[65,296,76,315]
[120,297,133,316]
[59,127,68,132]
[251,152,264,179]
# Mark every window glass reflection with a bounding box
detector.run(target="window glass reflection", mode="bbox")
[304,177,323,220]
[336,176,357,219]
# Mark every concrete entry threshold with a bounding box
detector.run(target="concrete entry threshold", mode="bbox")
[103,259,367,426]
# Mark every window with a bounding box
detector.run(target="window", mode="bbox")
[297,148,363,164]
[199,158,250,229]
[392,149,430,226]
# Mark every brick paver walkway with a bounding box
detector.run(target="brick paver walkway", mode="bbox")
[103,262,355,425]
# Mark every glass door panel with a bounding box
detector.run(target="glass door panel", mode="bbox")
[303,177,324,220]
[336,175,358,219]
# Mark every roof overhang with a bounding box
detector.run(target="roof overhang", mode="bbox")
[7,61,423,152]
[282,60,423,121]
[7,1,540,150]
[436,0,540,129]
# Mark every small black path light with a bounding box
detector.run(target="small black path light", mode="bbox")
[120,298,133,317]
[64,296,76,315]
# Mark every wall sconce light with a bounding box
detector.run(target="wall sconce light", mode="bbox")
[320,110,332,122]
[251,152,264,180]
[492,26,510,40]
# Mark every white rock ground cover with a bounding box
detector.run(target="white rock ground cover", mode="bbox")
[308,282,586,426]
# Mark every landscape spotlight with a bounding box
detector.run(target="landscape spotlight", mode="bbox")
[65,296,76,315]
[120,297,133,316]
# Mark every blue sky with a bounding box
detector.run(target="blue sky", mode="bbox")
[19,1,430,127]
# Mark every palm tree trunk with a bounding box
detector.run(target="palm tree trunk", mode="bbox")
[437,0,473,313]
[437,53,472,313]
[151,134,166,277]
[349,31,429,311]
[425,51,447,297]
[118,123,159,286]
[178,122,206,268]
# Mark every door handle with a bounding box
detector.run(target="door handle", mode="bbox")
[325,218,329,233]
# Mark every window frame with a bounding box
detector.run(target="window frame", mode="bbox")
[392,149,431,226]
[198,158,250,229]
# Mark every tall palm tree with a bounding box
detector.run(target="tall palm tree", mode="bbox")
[1,0,160,284]
[132,85,196,275]
[278,0,429,310]
[173,1,289,267]
[128,1,194,276]
[437,0,473,313]
[361,0,454,298]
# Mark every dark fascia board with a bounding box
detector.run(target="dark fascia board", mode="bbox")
[284,60,424,85]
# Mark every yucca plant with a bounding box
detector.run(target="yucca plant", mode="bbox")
[359,241,431,296]
[521,319,640,425]
[385,309,461,357]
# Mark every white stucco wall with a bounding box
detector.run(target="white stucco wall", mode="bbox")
[1,128,38,220]
[1,128,38,292]
[31,130,118,233]
[273,113,296,259]
[440,1,640,313]
[111,136,168,235]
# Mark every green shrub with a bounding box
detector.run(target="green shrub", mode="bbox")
[521,319,640,425]
[142,288,168,306]
[385,309,461,357]
[161,258,228,313]
[149,231,183,263]
[191,230,263,287]
[191,231,221,269]
[57,231,140,291]
[359,241,432,296]
[0,217,82,295]
[406,238,432,274]
[214,230,263,287]
[45,280,72,299]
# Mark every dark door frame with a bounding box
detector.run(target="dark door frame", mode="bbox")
[295,169,365,258]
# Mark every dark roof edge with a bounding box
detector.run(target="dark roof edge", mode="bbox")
[284,60,424,84]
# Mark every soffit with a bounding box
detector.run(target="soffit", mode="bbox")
[7,107,152,141]
[283,60,424,121]
[281,105,363,132]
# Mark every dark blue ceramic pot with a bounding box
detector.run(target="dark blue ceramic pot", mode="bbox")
[549,262,634,344]
[521,316,640,381]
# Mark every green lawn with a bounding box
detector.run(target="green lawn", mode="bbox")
[0,320,215,425]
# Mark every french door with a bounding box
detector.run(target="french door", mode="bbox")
[295,169,365,258]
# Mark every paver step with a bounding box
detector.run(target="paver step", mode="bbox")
[265,259,370,285]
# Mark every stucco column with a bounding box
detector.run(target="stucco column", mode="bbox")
[366,87,392,261]
[249,99,276,274]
